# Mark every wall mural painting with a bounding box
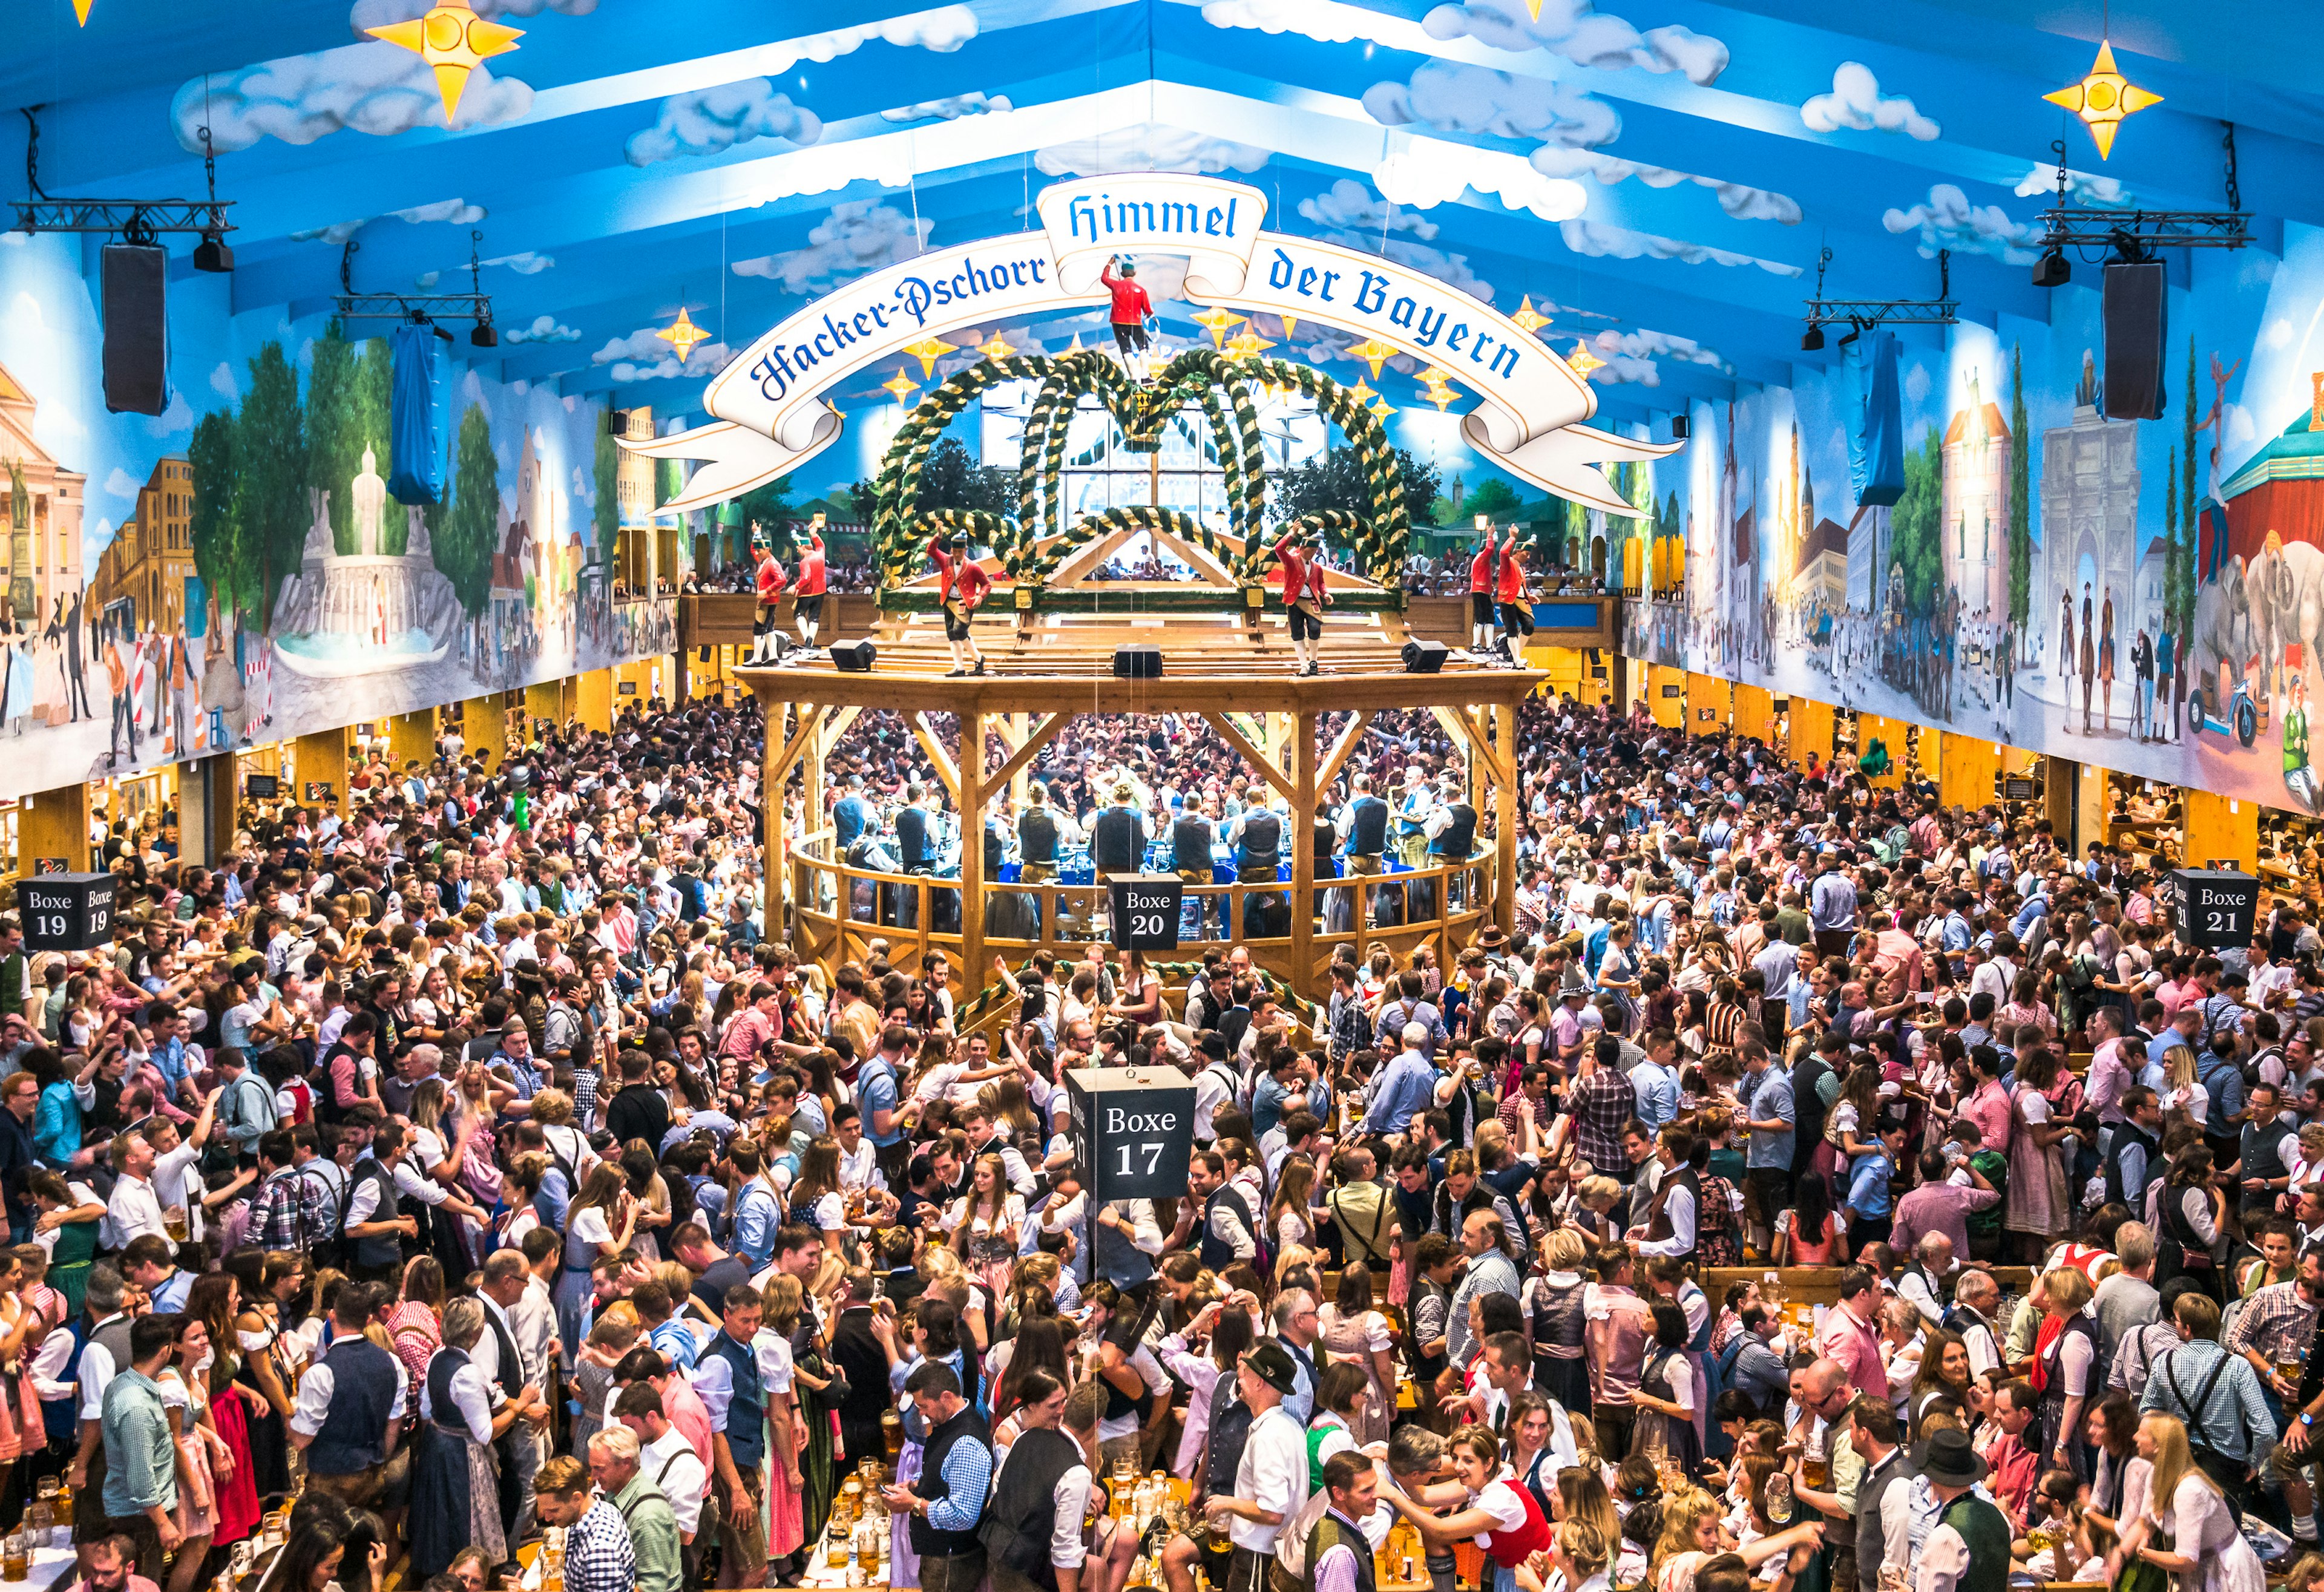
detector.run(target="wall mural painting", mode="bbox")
[1620,235,2324,820]
[0,234,668,802]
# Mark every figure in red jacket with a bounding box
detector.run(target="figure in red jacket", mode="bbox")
[749,532,787,664]
[930,532,991,676]
[1468,525,1503,656]
[790,513,829,654]
[1273,528,1331,675]
[1494,533,1536,666]
[1100,255,1155,369]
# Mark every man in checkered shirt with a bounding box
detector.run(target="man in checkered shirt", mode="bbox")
[245,1128,333,1251]
[536,1453,636,1592]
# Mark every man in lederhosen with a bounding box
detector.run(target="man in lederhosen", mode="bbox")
[930,533,991,678]
[1272,528,1330,677]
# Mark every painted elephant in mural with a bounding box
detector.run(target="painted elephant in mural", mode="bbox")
[2190,552,2256,708]
[2250,536,2324,707]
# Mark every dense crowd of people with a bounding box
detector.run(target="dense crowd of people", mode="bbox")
[13,679,2320,1592]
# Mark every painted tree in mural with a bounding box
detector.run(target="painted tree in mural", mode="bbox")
[2008,346,2032,629]
[237,344,310,627]
[2164,446,2182,643]
[2179,338,2199,634]
[1463,477,1525,522]
[434,404,499,616]
[187,410,258,621]
[1888,427,1944,616]
[1269,445,1440,536]
[593,428,619,569]
[304,323,399,557]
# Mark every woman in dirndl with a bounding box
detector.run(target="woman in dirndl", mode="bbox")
[409,1299,510,1581]
[186,1274,260,1551]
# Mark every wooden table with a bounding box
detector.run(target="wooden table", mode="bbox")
[1701,1264,2034,1308]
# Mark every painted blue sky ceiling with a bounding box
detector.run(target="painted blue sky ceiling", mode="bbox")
[11,0,2320,421]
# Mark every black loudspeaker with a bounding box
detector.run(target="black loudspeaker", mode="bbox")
[1113,646,1163,679]
[102,244,168,416]
[1402,639,1449,673]
[2103,261,2167,421]
[830,640,876,672]
[1670,414,1689,439]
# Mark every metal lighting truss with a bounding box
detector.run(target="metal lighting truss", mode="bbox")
[1800,247,1956,350]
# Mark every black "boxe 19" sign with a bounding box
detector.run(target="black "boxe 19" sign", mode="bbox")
[1065,1065,1195,1202]
[1106,873,1183,952]
[20,873,117,952]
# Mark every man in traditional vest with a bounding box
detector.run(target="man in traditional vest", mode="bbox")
[1915,1428,2009,1592]
[1018,783,1063,885]
[478,1251,547,1544]
[289,1282,407,1508]
[1847,1397,1914,1592]
[977,1371,1098,1592]
[1187,1151,1257,1273]
[340,1127,418,1285]
[882,1361,993,1592]
[1302,1450,1380,1592]
[67,1266,137,1567]
[694,1284,772,1588]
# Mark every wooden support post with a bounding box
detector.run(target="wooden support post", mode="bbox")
[908,713,962,805]
[18,782,93,874]
[804,706,829,840]
[764,706,787,937]
[461,695,509,767]
[293,729,350,814]
[388,709,437,775]
[1292,709,1317,1000]
[988,713,1075,797]
[960,708,987,1005]
[1315,711,1373,795]
[1494,702,1517,935]
[1198,712,1295,802]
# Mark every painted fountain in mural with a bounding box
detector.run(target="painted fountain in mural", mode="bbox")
[271,446,459,676]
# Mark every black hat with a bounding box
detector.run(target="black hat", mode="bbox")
[1914,1427,1988,1486]
[1242,1342,1298,1397]
[1199,1031,1228,1060]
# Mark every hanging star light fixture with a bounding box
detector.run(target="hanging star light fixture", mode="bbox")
[1347,378,1377,404]
[657,305,711,362]
[71,0,93,23]
[902,335,958,378]
[1348,338,1397,379]
[1509,296,1552,336]
[1369,396,1397,419]
[882,367,921,406]
[977,332,1016,361]
[1276,312,1298,338]
[1423,383,1457,413]
[1190,306,1245,348]
[366,0,524,121]
[2044,39,2161,159]
[1567,339,1606,377]
[1224,325,1276,360]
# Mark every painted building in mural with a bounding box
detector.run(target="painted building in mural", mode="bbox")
[0,363,86,638]
[2040,381,2142,650]
[88,457,197,638]
[1941,376,2012,627]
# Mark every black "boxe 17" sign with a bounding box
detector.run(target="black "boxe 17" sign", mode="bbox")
[1106,873,1183,952]
[1065,1065,1195,1202]
[20,873,118,952]
[2172,868,2261,950]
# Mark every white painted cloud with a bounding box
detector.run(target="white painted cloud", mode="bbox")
[1287,323,1422,376]
[347,0,595,28]
[1364,61,1619,149]
[147,390,193,437]
[1903,362,1931,406]
[1560,218,1802,275]
[880,92,1011,123]
[608,345,734,384]
[1373,138,1588,222]
[1800,63,1940,141]
[1419,0,1728,86]
[1307,231,1496,303]
[627,80,822,165]
[505,315,581,344]
[104,467,143,500]
[1528,147,1799,224]
[1200,0,1390,44]
[292,197,488,245]
[1589,354,1661,385]
[210,361,239,399]
[1593,327,1731,372]
[2012,163,2136,209]
[1036,123,1270,177]
[1299,179,1440,239]
[486,251,554,274]
[171,46,530,153]
[732,200,934,294]
[2265,316,2296,351]
[1882,184,2042,264]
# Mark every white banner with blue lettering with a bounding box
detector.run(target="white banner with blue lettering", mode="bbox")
[626,172,1673,517]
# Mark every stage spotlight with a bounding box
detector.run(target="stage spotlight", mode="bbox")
[192,233,234,274]
[2034,247,2071,288]
[1800,324,1825,352]
[471,318,499,348]
[1113,646,1163,679]
[1670,414,1689,440]
[1402,640,1448,674]
[831,640,876,672]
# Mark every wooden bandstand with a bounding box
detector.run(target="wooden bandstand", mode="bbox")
[736,344,1543,1023]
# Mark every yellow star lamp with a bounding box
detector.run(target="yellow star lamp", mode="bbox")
[1423,384,1457,413]
[1276,312,1298,338]
[882,368,921,406]
[902,336,957,378]
[1224,326,1276,360]
[366,0,524,122]
[1509,296,1552,336]
[2044,40,2161,160]
[1348,338,1397,379]
[1568,340,1606,378]
[1347,378,1377,404]
[977,332,1016,361]
[657,307,710,362]
[1368,396,1397,420]
[1191,307,1245,348]
[72,0,93,22]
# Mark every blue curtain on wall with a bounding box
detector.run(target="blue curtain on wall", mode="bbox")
[387,323,442,505]
[1851,330,1906,508]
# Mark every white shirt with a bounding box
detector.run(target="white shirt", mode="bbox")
[1227,1404,1306,1554]
[420,1354,497,1444]
[836,1139,883,1194]
[287,1350,410,1436]
[643,1424,709,1538]
[154,1141,205,1243]
[102,1174,166,1251]
[688,1330,790,1432]
[74,1312,131,1420]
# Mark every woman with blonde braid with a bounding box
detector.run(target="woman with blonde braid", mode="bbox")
[2109,1413,2263,1592]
